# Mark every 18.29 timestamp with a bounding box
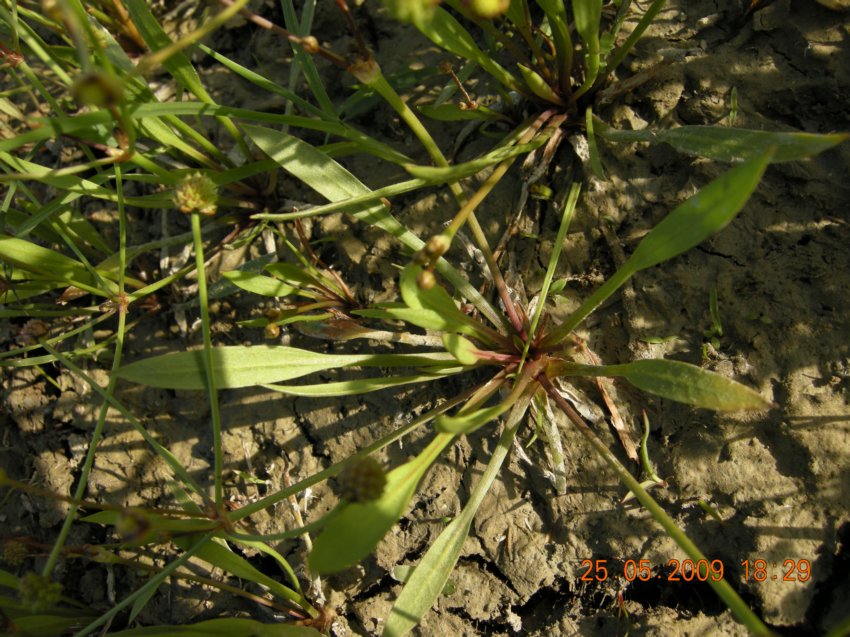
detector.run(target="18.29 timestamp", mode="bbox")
[579,558,811,583]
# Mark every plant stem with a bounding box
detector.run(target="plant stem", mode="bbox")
[540,376,773,636]
[359,60,533,336]
[41,164,129,578]
[191,213,224,508]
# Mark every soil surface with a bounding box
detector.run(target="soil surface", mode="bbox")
[2,1,850,635]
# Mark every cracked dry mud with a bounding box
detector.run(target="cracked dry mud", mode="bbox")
[2,1,850,635]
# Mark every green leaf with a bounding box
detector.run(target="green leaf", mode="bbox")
[222,271,297,297]
[626,151,771,271]
[384,394,530,636]
[414,9,521,93]
[116,345,455,390]
[0,234,116,296]
[126,0,213,102]
[572,0,603,96]
[310,434,454,573]
[595,121,849,163]
[517,64,563,105]
[403,137,546,182]
[263,373,453,397]
[172,536,301,606]
[543,150,772,345]
[355,307,481,337]
[560,359,771,411]
[243,124,501,327]
[441,333,479,365]
[434,402,509,434]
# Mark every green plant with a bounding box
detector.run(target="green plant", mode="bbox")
[0,0,847,636]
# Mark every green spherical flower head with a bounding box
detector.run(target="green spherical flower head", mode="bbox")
[337,457,387,503]
[18,572,62,612]
[2,540,28,566]
[174,172,218,216]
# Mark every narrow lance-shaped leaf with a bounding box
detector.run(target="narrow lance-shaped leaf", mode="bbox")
[126,0,213,102]
[222,270,297,297]
[413,8,522,94]
[383,393,532,636]
[309,433,454,574]
[595,120,849,163]
[115,345,455,390]
[262,372,458,398]
[572,0,603,97]
[0,234,117,296]
[172,536,304,607]
[543,150,772,346]
[557,359,771,411]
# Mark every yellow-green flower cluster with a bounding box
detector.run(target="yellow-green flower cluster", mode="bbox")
[174,172,218,217]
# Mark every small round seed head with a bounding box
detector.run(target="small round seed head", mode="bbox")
[337,457,386,503]
[41,0,63,21]
[417,268,436,290]
[467,0,509,18]
[300,35,320,54]
[264,322,281,339]
[424,233,451,260]
[174,172,218,216]
[2,540,28,566]
[18,572,62,612]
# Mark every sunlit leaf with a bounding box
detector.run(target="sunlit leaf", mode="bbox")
[414,8,521,93]
[442,333,479,365]
[544,150,772,345]
[434,402,508,434]
[558,359,771,411]
[384,395,529,636]
[116,345,455,389]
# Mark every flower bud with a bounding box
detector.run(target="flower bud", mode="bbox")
[424,233,451,260]
[300,35,320,54]
[264,322,281,339]
[416,268,436,290]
